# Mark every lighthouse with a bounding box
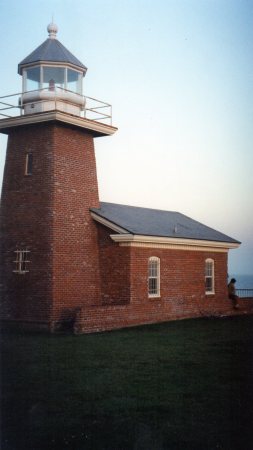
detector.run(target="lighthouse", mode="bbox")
[0,23,117,331]
[1,22,244,335]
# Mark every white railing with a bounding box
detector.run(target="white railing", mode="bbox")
[236,289,253,298]
[85,95,112,123]
[0,88,112,125]
[0,93,18,117]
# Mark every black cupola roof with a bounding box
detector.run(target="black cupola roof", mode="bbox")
[18,22,87,75]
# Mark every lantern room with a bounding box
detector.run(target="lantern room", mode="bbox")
[18,22,87,116]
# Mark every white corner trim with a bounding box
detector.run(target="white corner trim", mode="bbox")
[90,212,128,234]
[109,234,240,252]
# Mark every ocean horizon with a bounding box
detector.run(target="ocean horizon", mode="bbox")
[229,274,253,289]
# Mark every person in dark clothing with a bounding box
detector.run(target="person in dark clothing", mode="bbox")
[228,278,239,309]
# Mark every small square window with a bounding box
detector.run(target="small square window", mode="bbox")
[13,250,30,274]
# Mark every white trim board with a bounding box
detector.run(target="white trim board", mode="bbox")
[110,233,240,252]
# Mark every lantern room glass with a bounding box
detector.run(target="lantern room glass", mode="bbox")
[25,67,40,91]
[24,66,83,94]
[67,69,82,94]
[42,67,65,90]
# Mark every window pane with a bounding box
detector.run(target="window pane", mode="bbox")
[25,67,40,91]
[149,278,157,295]
[67,69,82,94]
[205,277,213,291]
[149,260,158,277]
[43,67,65,90]
[205,262,212,276]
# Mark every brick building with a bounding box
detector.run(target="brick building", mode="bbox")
[0,23,246,334]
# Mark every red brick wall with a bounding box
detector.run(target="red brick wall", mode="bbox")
[97,224,131,305]
[0,122,102,329]
[129,246,229,318]
[129,247,228,307]
[75,227,240,334]
[51,125,101,326]
[96,229,228,310]
[0,125,54,326]
[1,121,246,334]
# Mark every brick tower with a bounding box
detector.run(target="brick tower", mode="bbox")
[0,23,117,331]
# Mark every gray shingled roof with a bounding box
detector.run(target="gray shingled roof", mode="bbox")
[18,38,87,74]
[90,202,240,244]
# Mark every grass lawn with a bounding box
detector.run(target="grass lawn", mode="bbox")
[1,316,253,450]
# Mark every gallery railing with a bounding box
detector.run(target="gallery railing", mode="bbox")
[0,89,112,125]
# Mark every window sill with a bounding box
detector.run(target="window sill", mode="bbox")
[13,271,29,274]
[205,292,215,296]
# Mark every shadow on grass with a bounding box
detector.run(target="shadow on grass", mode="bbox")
[1,316,253,449]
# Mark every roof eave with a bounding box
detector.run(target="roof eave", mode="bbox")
[18,60,87,75]
[90,211,129,233]
[110,233,240,251]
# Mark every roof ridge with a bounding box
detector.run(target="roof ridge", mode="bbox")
[54,39,85,67]
[18,39,49,66]
[39,38,52,60]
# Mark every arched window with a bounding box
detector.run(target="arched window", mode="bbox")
[148,257,160,297]
[205,259,215,294]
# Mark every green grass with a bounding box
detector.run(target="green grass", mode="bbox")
[1,316,253,450]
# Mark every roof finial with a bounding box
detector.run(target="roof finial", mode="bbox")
[47,20,58,39]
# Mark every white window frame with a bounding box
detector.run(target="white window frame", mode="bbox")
[13,250,30,274]
[205,258,215,294]
[148,256,160,298]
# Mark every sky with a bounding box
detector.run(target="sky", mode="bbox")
[0,0,252,275]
